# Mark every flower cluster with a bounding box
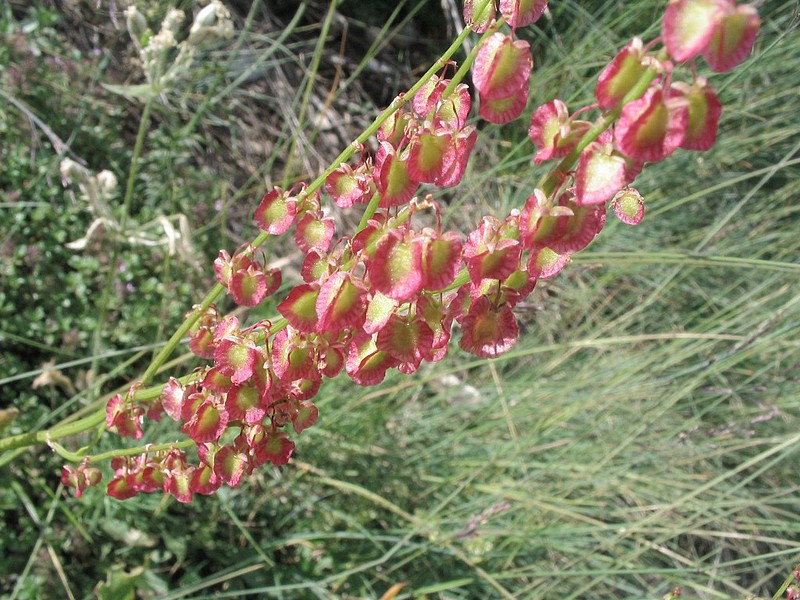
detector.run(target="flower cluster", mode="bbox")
[124,1,233,90]
[60,0,760,502]
[529,0,759,212]
[61,459,102,499]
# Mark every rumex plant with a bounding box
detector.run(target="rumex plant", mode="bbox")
[0,0,760,503]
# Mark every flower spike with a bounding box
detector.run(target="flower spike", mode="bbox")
[595,38,654,110]
[72,0,761,505]
[459,296,520,358]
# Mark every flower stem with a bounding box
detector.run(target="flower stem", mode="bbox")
[123,98,154,224]
[139,283,225,386]
[51,438,195,464]
[0,410,106,459]
[301,24,476,205]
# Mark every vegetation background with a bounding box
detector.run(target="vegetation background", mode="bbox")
[1,0,798,598]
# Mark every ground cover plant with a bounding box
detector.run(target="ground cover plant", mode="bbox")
[1,0,798,598]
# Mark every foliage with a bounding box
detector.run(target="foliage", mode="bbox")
[1,0,799,598]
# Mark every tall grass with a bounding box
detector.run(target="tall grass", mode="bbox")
[1,0,798,598]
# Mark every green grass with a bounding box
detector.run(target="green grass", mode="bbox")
[2,0,799,598]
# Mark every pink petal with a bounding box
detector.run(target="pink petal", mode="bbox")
[459,296,519,358]
[375,314,434,364]
[254,187,297,235]
[295,212,335,253]
[277,283,320,332]
[229,266,267,307]
[463,0,497,33]
[421,230,463,291]
[364,291,399,335]
[702,4,760,72]
[473,33,532,100]
[529,99,570,162]
[527,245,569,279]
[479,87,529,124]
[160,377,185,421]
[575,140,628,205]
[374,142,419,208]
[368,230,424,301]
[614,86,688,162]
[595,37,651,110]
[345,330,399,386]
[407,129,455,184]
[325,164,373,208]
[226,382,267,425]
[316,271,367,331]
[292,401,318,434]
[662,0,730,62]
[436,127,477,187]
[182,399,228,443]
[671,79,722,151]
[499,0,549,28]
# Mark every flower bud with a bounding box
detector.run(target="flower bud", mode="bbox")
[194,3,221,30]
[188,1,234,46]
[59,157,87,183]
[96,170,118,195]
[611,187,645,225]
[124,6,149,43]
[162,9,185,35]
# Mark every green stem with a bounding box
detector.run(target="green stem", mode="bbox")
[51,439,195,464]
[122,98,154,224]
[356,191,382,233]
[88,97,154,391]
[140,283,225,386]
[0,411,105,458]
[301,24,476,203]
[88,246,120,385]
